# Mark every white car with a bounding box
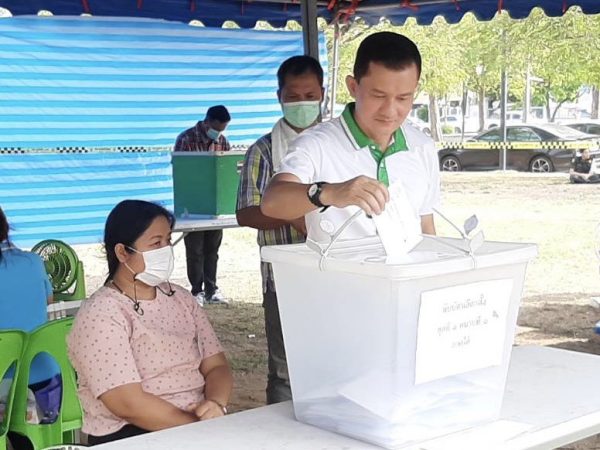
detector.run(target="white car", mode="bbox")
[406,117,431,136]
[561,120,600,136]
[487,112,524,129]
[441,115,463,134]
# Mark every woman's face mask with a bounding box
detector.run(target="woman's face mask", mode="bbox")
[126,245,174,286]
[282,101,321,129]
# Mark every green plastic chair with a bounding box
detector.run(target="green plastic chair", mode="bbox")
[0,330,27,450]
[9,318,82,450]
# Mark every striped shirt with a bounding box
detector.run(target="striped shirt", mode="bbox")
[174,121,231,152]
[236,133,305,293]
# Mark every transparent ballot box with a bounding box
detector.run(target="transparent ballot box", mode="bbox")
[262,236,537,449]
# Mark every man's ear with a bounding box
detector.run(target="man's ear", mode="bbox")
[345,75,358,99]
[114,243,130,263]
[277,89,282,104]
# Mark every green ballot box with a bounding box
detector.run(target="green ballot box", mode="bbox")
[172,150,246,217]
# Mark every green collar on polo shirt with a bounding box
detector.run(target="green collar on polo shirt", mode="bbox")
[341,103,407,157]
[341,103,408,187]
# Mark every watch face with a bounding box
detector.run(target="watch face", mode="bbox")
[308,183,318,196]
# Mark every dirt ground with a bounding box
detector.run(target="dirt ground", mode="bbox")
[74,171,600,449]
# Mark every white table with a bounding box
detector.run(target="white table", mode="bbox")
[94,346,600,450]
[47,300,82,319]
[172,215,239,244]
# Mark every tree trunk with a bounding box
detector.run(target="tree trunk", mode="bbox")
[545,92,551,122]
[478,86,485,132]
[461,84,467,140]
[551,99,567,122]
[592,86,599,119]
[429,95,441,141]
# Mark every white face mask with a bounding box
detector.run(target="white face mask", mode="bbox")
[126,245,174,287]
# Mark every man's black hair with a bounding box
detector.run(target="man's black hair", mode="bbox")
[353,32,422,82]
[277,55,324,90]
[206,105,231,123]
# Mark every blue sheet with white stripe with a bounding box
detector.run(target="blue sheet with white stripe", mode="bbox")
[0,16,328,247]
[2,150,174,247]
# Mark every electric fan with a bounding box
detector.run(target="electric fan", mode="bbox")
[31,239,86,301]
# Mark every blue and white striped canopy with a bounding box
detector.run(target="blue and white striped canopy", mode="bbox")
[0,16,327,247]
[1,0,599,27]
[0,16,327,148]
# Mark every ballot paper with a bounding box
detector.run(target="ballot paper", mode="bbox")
[372,180,422,259]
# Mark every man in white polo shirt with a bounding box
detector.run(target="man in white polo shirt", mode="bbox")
[261,31,440,242]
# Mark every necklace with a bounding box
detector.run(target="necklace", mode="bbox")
[110,279,144,316]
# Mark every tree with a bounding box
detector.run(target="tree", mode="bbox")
[523,8,589,121]
[390,17,464,140]
[325,5,600,136]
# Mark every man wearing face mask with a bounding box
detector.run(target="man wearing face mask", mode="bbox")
[236,55,324,404]
[174,105,231,305]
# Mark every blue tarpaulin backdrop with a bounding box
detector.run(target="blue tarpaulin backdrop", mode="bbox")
[0,16,327,247]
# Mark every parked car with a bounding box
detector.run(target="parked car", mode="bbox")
[562,121,600,136]
[441,115,462,134]
[487,112,524,129]
[406,117,431,136]
[438,123,599,173]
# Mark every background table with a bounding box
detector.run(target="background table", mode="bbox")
[93,345,600,450]
[172,215,239,245]
[47,300,82,319]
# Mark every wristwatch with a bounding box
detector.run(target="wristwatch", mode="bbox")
[307,182,329,211]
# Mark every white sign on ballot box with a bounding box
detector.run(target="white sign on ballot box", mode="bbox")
[416,279,514,384]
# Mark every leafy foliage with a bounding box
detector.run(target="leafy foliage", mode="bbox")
[328,6,600,120]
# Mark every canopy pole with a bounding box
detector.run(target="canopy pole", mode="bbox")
[329,21,340,119]
[500,29,508,171]
[500,69,508,171]
[301,0,319,59]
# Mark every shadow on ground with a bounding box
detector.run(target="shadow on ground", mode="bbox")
[518,293,600,354]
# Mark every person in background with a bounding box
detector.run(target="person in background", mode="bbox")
[67,200,233,445]
[570,148,600,183]
[174,105,232,305]
[236,55,324,404]
[0,206,60,450]
[261,32,440,242]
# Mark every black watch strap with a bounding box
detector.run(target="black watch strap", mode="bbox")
[307,182,329,211]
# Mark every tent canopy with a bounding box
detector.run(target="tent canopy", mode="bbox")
[1,0,599,28]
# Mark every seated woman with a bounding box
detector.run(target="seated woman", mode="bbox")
[67,200,233,445]
[0,205,54,341]
[1,206,61,449]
